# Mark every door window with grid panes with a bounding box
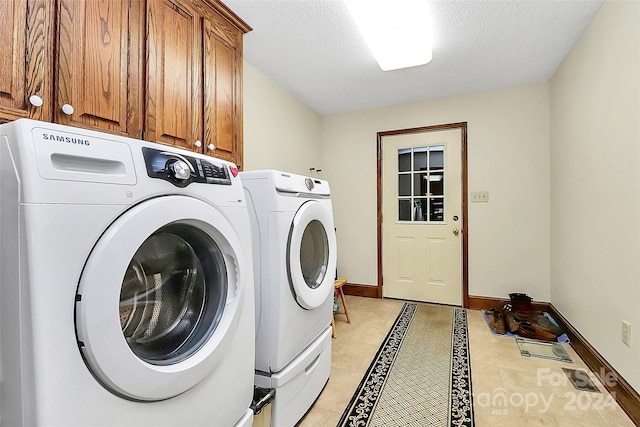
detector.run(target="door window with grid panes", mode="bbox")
[397,145,444,222]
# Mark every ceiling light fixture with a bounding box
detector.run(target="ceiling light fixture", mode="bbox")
[343,0,434,71]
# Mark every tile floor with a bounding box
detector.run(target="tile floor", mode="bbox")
[297,296,635,427]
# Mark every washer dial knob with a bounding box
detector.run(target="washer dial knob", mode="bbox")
[169,160,191,181]
[305,177,315,190]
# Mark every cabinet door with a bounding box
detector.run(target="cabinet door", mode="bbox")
[56,0,142,137]
[0,0,52,122]
[146,0,202,151]
[203,11,244,166]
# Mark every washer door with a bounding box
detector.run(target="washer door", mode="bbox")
[287,201,337,309]
[75,196,246,401]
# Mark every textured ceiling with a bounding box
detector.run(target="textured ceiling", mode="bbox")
[225,0,603,116]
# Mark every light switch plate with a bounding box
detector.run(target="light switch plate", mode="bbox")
[471,191,489,202]
[622,320,631,347]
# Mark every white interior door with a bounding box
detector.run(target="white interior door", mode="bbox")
[382,128,462,305]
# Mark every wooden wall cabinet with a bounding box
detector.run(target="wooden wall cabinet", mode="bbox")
[0,0,250,168]
[146,0,249,166]
[56,0,144,137]
[0,0,53,122]
[202,2,247,166]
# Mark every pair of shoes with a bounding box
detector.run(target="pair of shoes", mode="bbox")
[486,308,506,335]
[517,320,557,341]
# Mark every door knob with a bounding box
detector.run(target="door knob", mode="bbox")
[29,95,43,107]
[194,140,202,148]
[452,228,460,236]
[208,143,215,151]
[61,104,74,115]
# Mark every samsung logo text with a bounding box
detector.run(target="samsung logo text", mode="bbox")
[42,133,90,146]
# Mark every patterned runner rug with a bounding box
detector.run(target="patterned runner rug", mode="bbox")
[338,303,474,427]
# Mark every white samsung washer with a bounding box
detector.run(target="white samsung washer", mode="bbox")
[0,119,255,427]
[241,170,337,427]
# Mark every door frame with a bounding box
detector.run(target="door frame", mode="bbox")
[377,122,469,307]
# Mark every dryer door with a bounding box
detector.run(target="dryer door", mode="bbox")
[75,196,247,401]
[287,200,337,309]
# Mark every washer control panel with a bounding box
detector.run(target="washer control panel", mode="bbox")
[142,147,231,187]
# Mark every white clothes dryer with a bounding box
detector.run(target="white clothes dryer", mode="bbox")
[241,170,337,427]
[0,119,255,427]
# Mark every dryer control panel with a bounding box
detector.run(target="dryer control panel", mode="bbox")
[142,148,231,187]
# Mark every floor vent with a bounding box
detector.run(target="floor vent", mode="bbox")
[562,368,601,392]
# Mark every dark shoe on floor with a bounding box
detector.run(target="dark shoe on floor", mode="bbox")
[502,309,520,334]
[517,320,557,342]
[486,308,507,335]
[509,292,535,318]
[531,314,564,337]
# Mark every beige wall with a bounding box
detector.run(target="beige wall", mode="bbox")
[242,63,323,175]
[243,45,550,303]
[243,61,551,301]
[550,0,640,392]
[321,83,551,302]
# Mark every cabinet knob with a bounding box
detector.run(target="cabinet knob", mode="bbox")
[208,143,215,151]
[61,104,74,115]
[194,140,202,148]
[29,95,44,107]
